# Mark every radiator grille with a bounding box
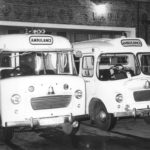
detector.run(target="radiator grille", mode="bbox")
[31,95,72,110]
[134,90,150,102]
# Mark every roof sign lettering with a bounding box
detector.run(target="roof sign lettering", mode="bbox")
[29,36,53,45]
[121,39,142,47]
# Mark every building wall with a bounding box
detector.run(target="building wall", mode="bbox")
[0,0,150,43]
[0,0,138,26]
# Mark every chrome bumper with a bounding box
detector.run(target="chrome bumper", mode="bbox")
[114,108,150,117]
[5,115,72,128]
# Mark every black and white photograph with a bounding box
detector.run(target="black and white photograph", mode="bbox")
[0,0,150,149]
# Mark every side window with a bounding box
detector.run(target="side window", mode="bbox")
[141,55,150,74]
[74,55,80,74]
[82,56,94,77]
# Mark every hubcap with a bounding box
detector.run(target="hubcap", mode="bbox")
[99,111,107,121]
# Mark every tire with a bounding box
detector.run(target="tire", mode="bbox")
[0,127,14,142]
[144,116,150,124]
[89,99,116,131]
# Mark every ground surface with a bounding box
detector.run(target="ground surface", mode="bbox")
[1,118,150,150]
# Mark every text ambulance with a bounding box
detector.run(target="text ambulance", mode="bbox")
[73,37,150,131]
[0,34,85,141]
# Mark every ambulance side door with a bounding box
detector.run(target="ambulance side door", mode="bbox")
[80,55,96,112]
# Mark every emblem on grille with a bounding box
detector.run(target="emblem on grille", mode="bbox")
[144,80,150,89]
[48,86,55,94]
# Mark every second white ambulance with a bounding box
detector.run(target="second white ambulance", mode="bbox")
[73,37,150,131]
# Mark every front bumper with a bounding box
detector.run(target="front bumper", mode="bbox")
[114,108,150,117]
[5,115,73,128]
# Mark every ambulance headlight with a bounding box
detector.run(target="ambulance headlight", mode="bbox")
[115,93,123,103]
[75,90,82,99]
[11,94,21,104]
[28,86,35,92]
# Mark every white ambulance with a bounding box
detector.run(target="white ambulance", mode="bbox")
[73,37,150,131]
[0,34,85,141]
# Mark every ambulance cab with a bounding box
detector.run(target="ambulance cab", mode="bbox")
[0,34,85,141]
[73,37,150,131]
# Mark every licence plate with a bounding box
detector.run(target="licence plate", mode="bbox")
[39,117,65,126]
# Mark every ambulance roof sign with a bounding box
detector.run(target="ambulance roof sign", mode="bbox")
[121,39,142,47]
[29,36,53,45]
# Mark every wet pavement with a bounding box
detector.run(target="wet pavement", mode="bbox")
[1,118,150,150]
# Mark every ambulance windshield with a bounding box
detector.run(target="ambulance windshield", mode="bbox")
[97,53,140,80]
[0,51,77,79]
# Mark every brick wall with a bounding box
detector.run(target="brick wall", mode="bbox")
[0,0,138,26]
[0,0,150,43]
[138,2,150,43]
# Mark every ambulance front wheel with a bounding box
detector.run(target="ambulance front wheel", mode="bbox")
[0,127,14,142]
[90,99,116,131]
